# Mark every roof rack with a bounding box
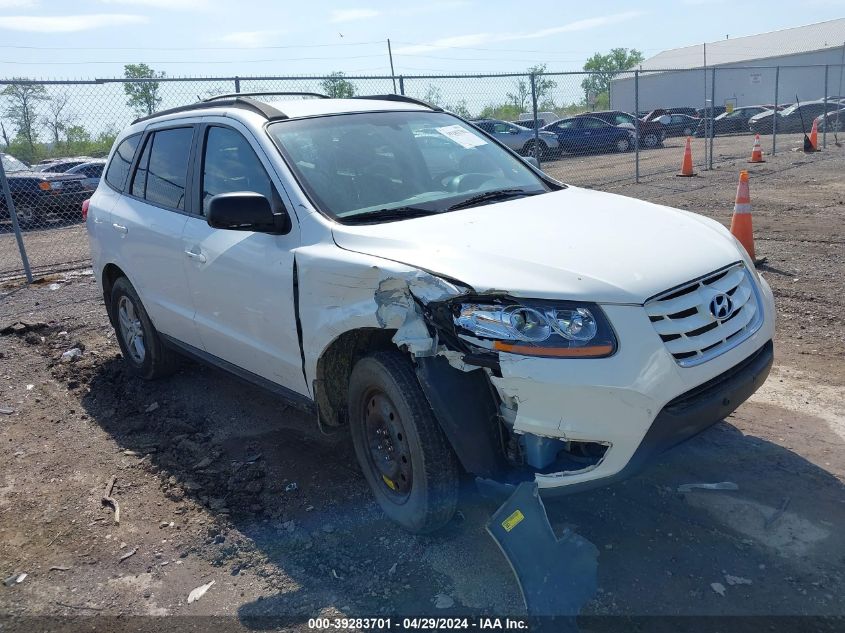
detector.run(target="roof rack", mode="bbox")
[203,91,329,102]
[354,94,442,111]
[131,96,287,125]
[130,92,441,126]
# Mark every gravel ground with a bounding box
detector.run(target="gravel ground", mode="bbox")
[0,139,843,632]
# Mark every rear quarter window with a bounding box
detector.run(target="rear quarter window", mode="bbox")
[105,134,141,191]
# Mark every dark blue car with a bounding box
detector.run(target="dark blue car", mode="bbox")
[542,116,634,156]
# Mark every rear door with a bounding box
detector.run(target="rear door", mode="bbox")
[180,120,306,394]
[109,123,202,346]
[548,119,580,152]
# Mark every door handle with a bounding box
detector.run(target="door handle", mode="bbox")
[112,223,128,234]
[184,250,207,264]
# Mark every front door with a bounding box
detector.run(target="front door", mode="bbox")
[180,122,307,395]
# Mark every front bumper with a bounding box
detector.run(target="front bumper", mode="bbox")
[488,276,775,491]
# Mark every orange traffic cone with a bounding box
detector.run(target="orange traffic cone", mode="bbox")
[730,171,756,261]
[676,136,696,177]
[808,118,819,151]
[748,134,765,163]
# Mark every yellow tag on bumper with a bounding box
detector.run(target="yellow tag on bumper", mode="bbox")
[502,509,525,532]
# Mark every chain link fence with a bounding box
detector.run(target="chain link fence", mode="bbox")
[2,65,844,280]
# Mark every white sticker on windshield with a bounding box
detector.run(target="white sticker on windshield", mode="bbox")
[436,125,488,149]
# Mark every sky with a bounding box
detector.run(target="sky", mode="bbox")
[0,0,844,80]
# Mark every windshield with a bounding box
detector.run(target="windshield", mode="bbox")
[1,154,28,173]
[267,111,551,222]
[779,104,798,116]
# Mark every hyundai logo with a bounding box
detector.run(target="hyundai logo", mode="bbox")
[709,293,733,319]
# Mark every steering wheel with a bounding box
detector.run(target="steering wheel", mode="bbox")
[442,172,494,193]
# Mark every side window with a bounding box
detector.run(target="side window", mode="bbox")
[131,127,194,210]
[492,122,511,134]
[105,134,141,191]
[556,120,575,129]
[581,118,605,129]
[201,126,275,216]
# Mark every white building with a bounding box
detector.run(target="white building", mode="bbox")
[610,19,845,113]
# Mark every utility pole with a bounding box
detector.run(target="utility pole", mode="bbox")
[387,39,397,94]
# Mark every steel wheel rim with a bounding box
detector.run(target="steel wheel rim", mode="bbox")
[117,295,146,364]
[362,388,412,502]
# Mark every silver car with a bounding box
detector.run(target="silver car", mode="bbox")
[472,119,560,157]
[64,160,106,193]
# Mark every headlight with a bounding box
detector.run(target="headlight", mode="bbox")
[453,299,617,358]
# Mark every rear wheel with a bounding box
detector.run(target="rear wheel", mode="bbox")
[348,351,459,533]
[521,139,547,157]
[642,132,660,148]
[110,277,179,380]
[682,126,694,136]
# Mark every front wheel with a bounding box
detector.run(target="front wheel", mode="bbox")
[615,137,631,152]
[14,204,40,228]
[348,351,459,533]
[521,139,547,157]
[683,126,694,136]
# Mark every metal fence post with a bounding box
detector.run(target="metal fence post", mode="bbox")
[0,157,34,283]
[634,70,640,183]
[234,76,240,93]
[823,64,829,149]
[399,75,405,96]
[709,67,716,170]
[529,72,541,167]
[772,66,779,155]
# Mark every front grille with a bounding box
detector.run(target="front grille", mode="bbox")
[645,263,763,367]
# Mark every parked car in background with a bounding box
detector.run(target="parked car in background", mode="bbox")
[695,106,771,137]
[542,116,635,154]
[33,157,97,173]
[1,153,87,227]
[472,119,559,157]
[64,159,107,192]
[696,106,727,119]
[518,111,559,125]
[510,118,547,130]
[749,100,844,134]
[815,108,845,133]
[661,114,701,137]
[666,107,698,117]
[575,110,666,148]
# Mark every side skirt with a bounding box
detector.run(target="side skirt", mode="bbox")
[160,333,317,416]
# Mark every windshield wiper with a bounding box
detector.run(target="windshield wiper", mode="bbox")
[341,206,439,224]
[446,189,541,211]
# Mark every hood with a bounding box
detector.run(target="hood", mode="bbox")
[8,170,85,181]
[331,187,744,304]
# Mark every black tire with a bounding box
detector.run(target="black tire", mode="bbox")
[683,126,694,136]
[521,139,546,157]
[642,132,659,148]
[15,204,40,228]
[348,351,459,533]
[110,276,179,380]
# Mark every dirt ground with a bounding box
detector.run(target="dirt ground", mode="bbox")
[0,138,844,632]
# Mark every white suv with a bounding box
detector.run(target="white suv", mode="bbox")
[86,93,775,533]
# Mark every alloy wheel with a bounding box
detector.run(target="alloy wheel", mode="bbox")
[117,295,146,364]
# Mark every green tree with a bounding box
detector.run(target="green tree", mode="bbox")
[581,48,644,106]
[43,92,74,148]
[320,72,356,98]
[1,80,48,156]
[528,64,557,110]
[123,63,165,116]
[507,77,531,112]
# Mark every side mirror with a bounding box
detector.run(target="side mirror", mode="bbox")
[523,156,540,168]
[207,191,290,233]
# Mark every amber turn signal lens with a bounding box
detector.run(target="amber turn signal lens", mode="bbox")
[493,341,614,357]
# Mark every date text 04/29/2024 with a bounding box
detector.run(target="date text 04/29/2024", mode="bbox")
[307,617,530,630]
